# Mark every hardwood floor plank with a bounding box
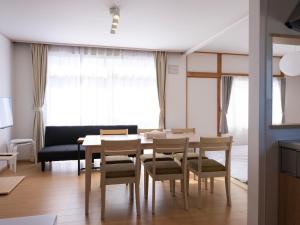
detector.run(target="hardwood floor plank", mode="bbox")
[0,161,247,225]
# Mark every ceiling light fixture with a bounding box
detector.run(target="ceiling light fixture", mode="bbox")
[110,6,120,34]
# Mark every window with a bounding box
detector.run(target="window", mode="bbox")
[45,46,159,128]
[227,76,282,145]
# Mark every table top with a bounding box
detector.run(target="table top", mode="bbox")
[0,152,18,160]
[82,133,200,147]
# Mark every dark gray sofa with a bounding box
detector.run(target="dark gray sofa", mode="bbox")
[38,125,138,173]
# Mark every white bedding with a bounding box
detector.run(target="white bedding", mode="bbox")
[205,145,248,183]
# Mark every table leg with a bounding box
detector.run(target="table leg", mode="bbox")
[13,157,17,173]
[85,148,92,215]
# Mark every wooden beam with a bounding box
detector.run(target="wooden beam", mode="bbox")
[187,72,282,78]
[217,54,222,136]
[187,72,220,78]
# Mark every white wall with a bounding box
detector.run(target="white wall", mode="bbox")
[12,43,34,160]
[0,33,12,170]
[165,53,186,129]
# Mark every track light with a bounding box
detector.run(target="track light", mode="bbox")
[110,6,120,34]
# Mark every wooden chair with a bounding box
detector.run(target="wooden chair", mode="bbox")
[137,128,163,134]
[100,139,141,220]
[139,129,171,163]
[171,128,196,134]
[143,138,189,214]
[99,129,133,164]
[100,129,128,135]
[187,136,233,208]
[171,128,208,189]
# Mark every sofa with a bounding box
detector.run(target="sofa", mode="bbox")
[38,125,138,173]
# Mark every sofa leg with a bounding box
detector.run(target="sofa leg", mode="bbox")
[78,159,80,176]
[41,161,45,171]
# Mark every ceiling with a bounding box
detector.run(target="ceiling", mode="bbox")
[0,0,249,52]
[0,0,297,55]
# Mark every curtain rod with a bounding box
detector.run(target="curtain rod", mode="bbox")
[13,39,184,54]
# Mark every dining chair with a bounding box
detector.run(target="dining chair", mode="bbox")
[139,128,172,164]
[171,128,208,189]
[187,136,233,208]
[143,138,189,214]
[137,128,163,134]
[170,128,196,134]
[100,139,141,220]
[100,129,129,135]
[99,129,133,164]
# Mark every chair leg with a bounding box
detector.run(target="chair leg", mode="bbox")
[210,177,214,194]
[186,171,190,196]
[130,183,134,202]
[225,176,231,206]
[183,174,189,210]
[171,180,175,197]
[135,182,141,217]
[198,176,202,209]
[144,168,148,200]
[101,182,106,220]
[152,179,156,215]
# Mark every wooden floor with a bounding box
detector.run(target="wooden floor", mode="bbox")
[0,161,247,225]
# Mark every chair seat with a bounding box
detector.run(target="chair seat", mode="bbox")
[173,152,208,162]
[145,161,182,175]
[104,163,135,178]
[140,153,173,163]
[189,159,226,172]
[105,155,133,164]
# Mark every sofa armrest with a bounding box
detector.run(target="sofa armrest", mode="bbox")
[77,137,85,145]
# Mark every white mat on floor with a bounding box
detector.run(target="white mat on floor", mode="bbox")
[0,214,57,225]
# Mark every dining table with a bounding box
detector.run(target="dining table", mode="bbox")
[82,133,201,215]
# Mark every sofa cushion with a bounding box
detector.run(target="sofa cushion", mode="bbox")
[38,144,100,162]
[38,144,85,161]
[44,125,138,147]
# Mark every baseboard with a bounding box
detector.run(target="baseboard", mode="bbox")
[231,178,248,191]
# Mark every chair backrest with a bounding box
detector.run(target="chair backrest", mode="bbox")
[100,129,128,135]
[137,128,163,134]
[101,139,141,159]
[153,138,189,175]
[199,136,232,152]
[199,136,233,171]
[171,128,196,134]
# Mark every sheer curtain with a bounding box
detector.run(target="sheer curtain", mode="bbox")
[45,46,159,128]
[227,76,249,145]
[273,77,283,125]
[227,76,282,145]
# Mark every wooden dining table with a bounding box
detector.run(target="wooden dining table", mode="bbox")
[82,133,201,215]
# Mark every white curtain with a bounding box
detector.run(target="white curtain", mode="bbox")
[273,77,283,125]
[227,76,282,145]
[227,76,249,145]
[45,46,159,128]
